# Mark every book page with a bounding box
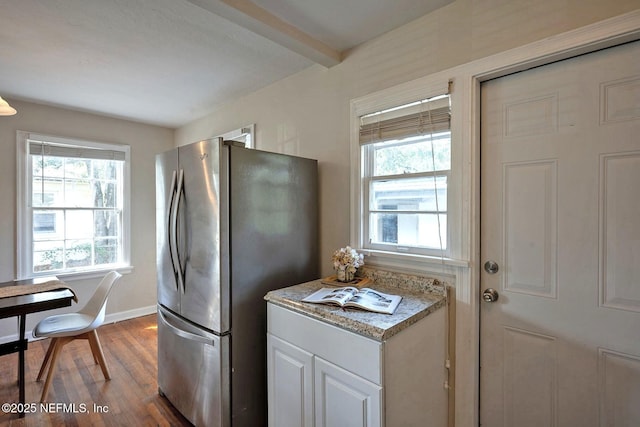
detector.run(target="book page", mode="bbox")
[302,287,358,306]
[344,288,402,314]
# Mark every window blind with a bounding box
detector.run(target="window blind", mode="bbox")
[359,95,451,145]
[28,140,126,161]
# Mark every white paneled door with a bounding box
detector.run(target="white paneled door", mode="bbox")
[480,40,640,427]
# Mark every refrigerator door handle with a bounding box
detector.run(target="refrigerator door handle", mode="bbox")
[167,170,180,291]
[158,308,215,346]
[171,169,186,293]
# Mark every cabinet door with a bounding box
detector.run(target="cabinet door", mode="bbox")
[267,334,314,427]
[315,357,382,427]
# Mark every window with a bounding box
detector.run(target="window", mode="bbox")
[352,84,452,266]
[218,124,255,148]
[17,132,130,278]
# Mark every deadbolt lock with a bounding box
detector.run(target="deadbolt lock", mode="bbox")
[484,260,499,274]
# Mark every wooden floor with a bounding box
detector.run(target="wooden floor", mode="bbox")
[0,314,191,426]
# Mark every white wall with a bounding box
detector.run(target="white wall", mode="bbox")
[0,99,174,338]
[176,0,640,276]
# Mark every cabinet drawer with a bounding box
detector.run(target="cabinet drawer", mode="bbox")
[268,303,382,384]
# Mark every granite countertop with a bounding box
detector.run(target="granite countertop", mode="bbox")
[264,279,446,341]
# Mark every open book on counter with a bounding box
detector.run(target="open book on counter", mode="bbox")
[302,286,402,315]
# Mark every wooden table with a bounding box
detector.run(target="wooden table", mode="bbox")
[0,278,75,417]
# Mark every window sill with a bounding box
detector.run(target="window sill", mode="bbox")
[46,265,134,282]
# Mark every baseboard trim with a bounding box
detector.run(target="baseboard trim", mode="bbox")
[104,305,157,324]
[0,305,157,344]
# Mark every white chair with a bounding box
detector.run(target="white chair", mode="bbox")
[33,271,122,402]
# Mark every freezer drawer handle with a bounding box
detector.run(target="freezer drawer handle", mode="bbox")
[159,309,215,347]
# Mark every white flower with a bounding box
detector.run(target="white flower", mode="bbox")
[331,246,364,271]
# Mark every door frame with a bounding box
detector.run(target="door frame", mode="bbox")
[452,10,640,427]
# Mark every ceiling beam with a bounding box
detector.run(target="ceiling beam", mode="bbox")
[186,0,342,67]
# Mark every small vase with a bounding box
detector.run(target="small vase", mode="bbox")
[336,269,355,282]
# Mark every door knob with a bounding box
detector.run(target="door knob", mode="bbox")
[482,288,499,303]
[484,260,499,274]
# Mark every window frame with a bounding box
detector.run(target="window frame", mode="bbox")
[16,131,132,280]
[217,124,255,148]
[350,78,468,271]
[362,131,451,256]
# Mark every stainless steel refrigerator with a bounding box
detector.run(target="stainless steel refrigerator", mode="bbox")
[155,138,318,426]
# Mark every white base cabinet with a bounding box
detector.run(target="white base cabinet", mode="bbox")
[314,356,382,427]
[267,302,446,427]
[268,334,315,427]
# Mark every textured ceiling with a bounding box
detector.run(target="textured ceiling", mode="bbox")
[0,0,452,128]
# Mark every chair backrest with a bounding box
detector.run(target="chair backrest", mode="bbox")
[78,271,122,330]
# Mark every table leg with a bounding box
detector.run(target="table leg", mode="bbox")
[18,314,26,418]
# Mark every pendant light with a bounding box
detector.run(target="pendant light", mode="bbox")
[0,96,17,116]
